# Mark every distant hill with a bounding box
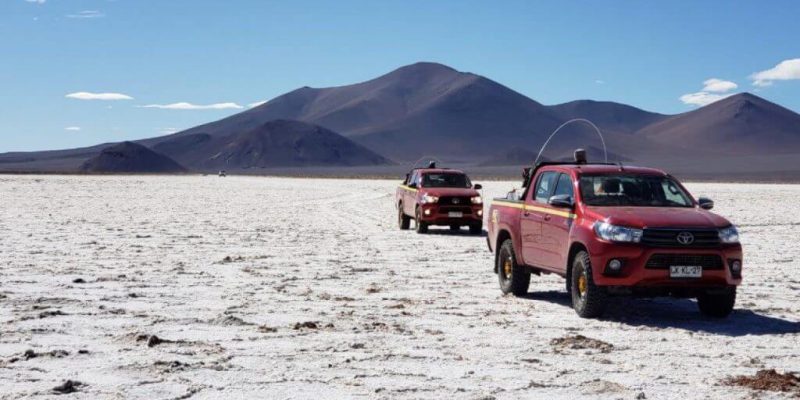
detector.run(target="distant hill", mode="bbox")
[80,142,186,173]
[638,93,800,155]
[152,119,389,169]
[1,62,799,178]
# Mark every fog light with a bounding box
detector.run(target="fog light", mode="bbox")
[603,258,624,276]
[477,209,483,216]
[729,259,742,278]
[424,209,431,216]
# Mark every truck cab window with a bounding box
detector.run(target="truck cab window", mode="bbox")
[553,173,574,199]
[533,171,557,203]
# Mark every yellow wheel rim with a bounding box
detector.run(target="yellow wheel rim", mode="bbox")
[503,258,513,279]
[578,275,588,296]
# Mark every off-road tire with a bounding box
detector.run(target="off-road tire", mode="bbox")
[697,287,736,318]
[570,250,607,318]
[398,203,410,230]
[469,222,483,235]
[415,207,428,234]
[497,239,530,296]
[450,225,460,232]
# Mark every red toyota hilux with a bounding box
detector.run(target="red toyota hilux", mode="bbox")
[396,165,484,234]
[487,151,742,318]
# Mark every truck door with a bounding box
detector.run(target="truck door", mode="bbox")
[539,173,575,271]
[521,171,556,268]
[404,171,418,216]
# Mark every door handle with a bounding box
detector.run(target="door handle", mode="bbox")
[523,211,530,216]
[544,215,551,221]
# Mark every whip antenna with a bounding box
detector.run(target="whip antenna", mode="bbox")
[534,118,608,165]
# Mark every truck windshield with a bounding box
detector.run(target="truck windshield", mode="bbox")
[422,173,471,188]
[579,175,693,207]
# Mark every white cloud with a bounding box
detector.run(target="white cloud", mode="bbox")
[248,100,268,108]
[64,126,81,131]
[158,128,179,134]
[702,78,737,93]
[139,102,244,110]
[594,80,605,85]
[680,78,739,107]
[751,58,800,87]
[67,10,105,19]
[25,0,46,4]
[66,92,133,101]
[679,92,732,107]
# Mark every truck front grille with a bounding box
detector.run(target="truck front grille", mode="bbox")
[439,196,472,206]
[645,254,724,270]
[641,228,721,248]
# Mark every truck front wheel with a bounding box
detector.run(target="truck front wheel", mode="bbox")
[570,250,607,318]
[415,207,428,234]
[697,287,736,318]
[497,239,530,296]
[469,222,483,235]
[398,203,410,230]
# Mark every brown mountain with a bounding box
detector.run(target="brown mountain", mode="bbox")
[79,142,187,173]
[1,62,799,177]
[152,119,389,169]
[637,93,800,155]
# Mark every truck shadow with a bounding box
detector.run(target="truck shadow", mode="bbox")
[419,228,487,237]
[523,290,800,337]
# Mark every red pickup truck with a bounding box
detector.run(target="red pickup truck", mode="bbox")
[397,166,484,234]
[487,152,742,318]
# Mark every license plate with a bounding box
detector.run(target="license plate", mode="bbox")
[448,211,463,218]
[670,265,702,278]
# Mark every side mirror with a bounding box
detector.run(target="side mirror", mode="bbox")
[548,194,574,208]
[474,183,483,190]
[698,197,714,210]
[407,182,417,189]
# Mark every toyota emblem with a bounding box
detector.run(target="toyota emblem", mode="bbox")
[452,198,460,204]
[676,231,694,245]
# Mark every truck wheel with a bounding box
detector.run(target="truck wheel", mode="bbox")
[570,250,607,318]
[415,207,428,234]
[497,239,530,296]
[397,204,410,230]
[697,287,736,318]
[469,222,483,235]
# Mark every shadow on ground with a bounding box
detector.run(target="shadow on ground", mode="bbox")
[523,290,800,337]
[418,227,487,237]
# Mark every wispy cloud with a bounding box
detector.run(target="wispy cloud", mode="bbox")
[701,78,737,93]
[67,10,105,19]
[750,58,800,87]
[64,126,81,131]
[158,128,179,134]
[66,92,133,101]
[25,0,46,4]
[248,100,268,108]
[594,80,605,85]
[680,77,738,107]
[139,102,243,110]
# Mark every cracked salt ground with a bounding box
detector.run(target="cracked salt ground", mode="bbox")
[0,175,799,399]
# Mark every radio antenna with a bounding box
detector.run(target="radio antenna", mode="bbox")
[534,118,608,165]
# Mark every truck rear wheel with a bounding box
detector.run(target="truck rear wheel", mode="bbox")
[398,204,410,230]
[697,287,736,318]
[497,239,529,296]
[570,250,607,318]
[415,207,428,234]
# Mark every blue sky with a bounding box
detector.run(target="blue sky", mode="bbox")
[2,0,799,152]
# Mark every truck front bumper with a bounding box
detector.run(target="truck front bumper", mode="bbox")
[417,203,483,226]
[588,241,743,287]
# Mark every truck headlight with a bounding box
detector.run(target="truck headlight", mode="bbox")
[718,225,739,243]
[421,194,439,204]
[594,222,643,243]
[471,196,482,204]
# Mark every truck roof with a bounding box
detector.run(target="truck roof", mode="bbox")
[539,163,667,176]
[410,168,466,174]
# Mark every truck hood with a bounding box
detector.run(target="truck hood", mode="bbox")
[584,206,732,229]
[420,187,480,197]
